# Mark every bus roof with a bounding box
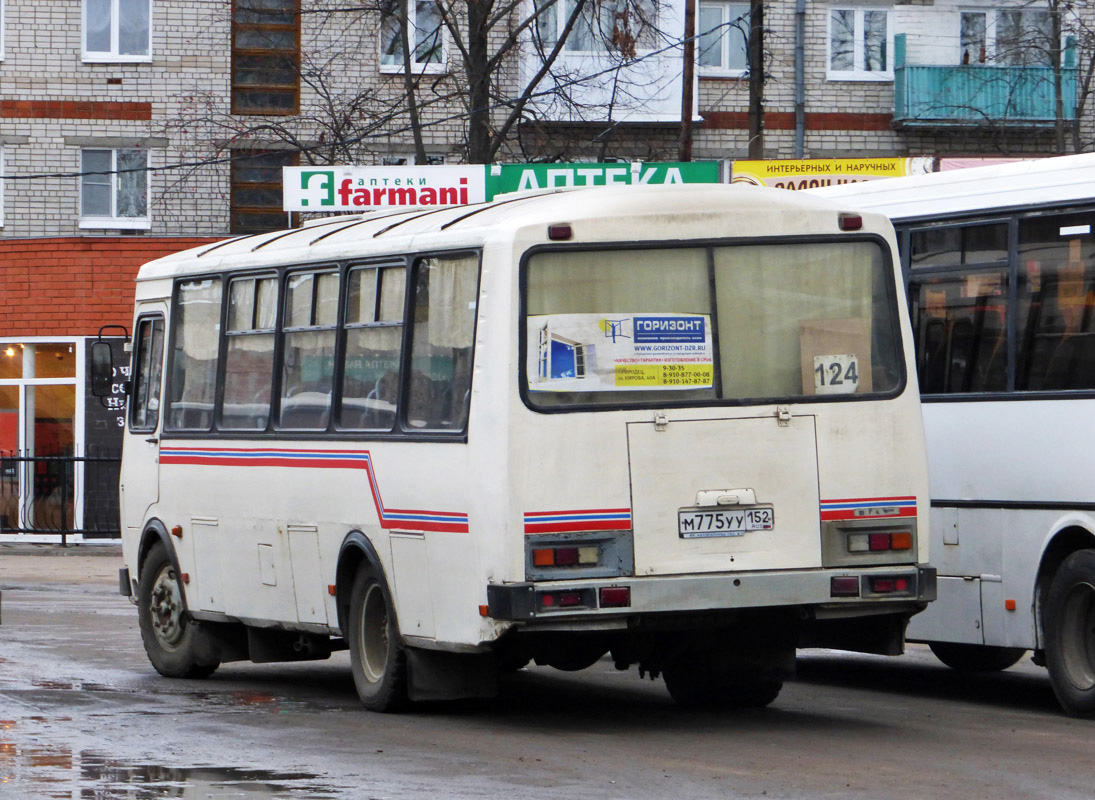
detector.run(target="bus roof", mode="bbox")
[810,152,1095,222]
[137,183,883,281]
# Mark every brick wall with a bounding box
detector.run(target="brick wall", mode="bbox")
[0,237,218,337]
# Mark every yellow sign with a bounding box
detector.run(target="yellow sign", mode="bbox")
[615,364,713,387]
[730,158,934,190]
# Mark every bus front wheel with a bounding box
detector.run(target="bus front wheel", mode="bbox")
[1045,549,1095,717]
[348,563,407,712]
[137,542,219,679]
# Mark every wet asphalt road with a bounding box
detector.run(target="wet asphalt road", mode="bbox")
[1,545,1093,800]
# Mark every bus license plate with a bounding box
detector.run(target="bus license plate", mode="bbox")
[678,506,774,539]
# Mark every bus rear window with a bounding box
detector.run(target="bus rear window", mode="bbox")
[524,241,902,407]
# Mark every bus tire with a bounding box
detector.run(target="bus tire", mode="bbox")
[138,542,219,679]
[1045,549,1095,717]
[348,562,407,712]
[663,651,782,709]
[928,642,1026,672]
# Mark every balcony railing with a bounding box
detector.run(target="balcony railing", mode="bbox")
[893,33,1077,128]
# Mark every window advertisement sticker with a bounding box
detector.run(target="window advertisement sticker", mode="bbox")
[528,313,714,391]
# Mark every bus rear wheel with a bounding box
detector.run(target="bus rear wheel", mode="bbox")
[348,563,407,712]
[663,649,783,709]
[928,642,1026,672]
[138,542,219,679]
[1045,549,1095,717]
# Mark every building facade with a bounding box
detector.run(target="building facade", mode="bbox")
[0,0,1090,540]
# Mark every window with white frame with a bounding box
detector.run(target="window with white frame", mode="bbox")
[80,149,150,230]
[83,0,151,61]
[960,9,1053,66]
[380,0,444,72]
[698,1,750,75]
[534,0,657,57]
[380,155,446,165]
[828,6,893,80]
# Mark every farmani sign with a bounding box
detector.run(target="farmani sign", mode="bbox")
[285,166,485,212]
[282,162,720,212]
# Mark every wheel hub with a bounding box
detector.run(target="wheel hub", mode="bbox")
[149,567,185,650]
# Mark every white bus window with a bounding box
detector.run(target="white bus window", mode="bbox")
[221,276,277,430]
[406,254,478,430]
[908,270,1008,394]
[526,241,900,406]
[1017,216,1095,391]
[526,247,712,406]
[280,270,340,429]
[131,316,165,431]
[340,265,406,430]
[910,223,1007,268]
[713,242,899,398]
[166,279,222,431]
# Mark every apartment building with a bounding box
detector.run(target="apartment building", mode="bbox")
[0,0,1088,540]
[692,0,1092,162]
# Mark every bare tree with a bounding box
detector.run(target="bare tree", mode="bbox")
[161,0,681,172]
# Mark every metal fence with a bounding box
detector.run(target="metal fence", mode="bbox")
[0,448,121,543]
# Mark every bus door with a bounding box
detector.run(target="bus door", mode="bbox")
[627,413,821,575]
[121,308,167,530]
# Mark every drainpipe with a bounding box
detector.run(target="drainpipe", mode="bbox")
[794,0,806,156]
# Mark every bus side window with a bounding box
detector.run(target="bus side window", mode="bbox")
[130,316,165,432]
[280,270,339,430]
[165,279,222,431]
[340,265,406,431]
[406,254,478,431]
[909,273,1007,394]
[221,275,277,430]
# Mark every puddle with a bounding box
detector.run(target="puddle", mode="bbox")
[2,749,347,799]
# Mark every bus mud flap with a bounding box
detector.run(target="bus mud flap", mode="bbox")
[406,648,498,702]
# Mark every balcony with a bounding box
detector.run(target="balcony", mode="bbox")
[893,33,1077,129]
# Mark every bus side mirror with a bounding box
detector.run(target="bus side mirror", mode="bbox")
[90,340,114,397]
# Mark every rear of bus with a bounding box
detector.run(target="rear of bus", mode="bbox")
[483,185,935,706]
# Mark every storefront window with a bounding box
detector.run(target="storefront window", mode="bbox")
[0,341,80,536]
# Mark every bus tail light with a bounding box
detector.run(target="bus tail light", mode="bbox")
[525,531,634,581]
[867,575,913,596]
[845,529,914,554]
[831,576,860,597]
[821,519,918,568]
[839,213,863,231]
[599,586,631,608]
[538,588,594,611]
[531,546,598,567]
[533,586,631,613]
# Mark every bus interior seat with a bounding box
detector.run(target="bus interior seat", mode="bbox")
[278,391,332,429]
[1042,332,1095,390]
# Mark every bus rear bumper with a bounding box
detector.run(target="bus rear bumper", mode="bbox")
[487,565,937,622]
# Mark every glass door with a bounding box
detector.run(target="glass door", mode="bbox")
[0,341,81,537]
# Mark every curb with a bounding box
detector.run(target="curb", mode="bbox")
[0,543,123,557]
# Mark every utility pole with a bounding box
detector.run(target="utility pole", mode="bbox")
[679,0,696,161]
[747,0,764,158]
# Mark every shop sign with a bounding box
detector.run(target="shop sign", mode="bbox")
[283,165,485,212]
[492,162,720,194]
[730,158,934,190]
[283,162,721,212]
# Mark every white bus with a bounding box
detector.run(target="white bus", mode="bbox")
[814,154,1095,716]
[95,183,935,711]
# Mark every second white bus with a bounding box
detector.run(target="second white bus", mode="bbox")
[816,154,1095,716]
[98,183,935,711]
